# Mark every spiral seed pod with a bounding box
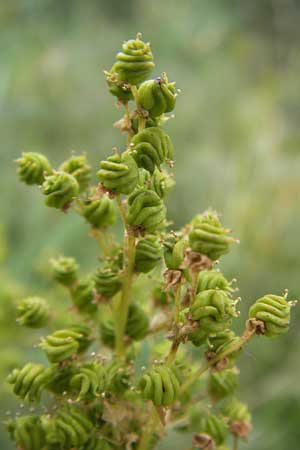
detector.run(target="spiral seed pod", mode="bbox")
[7,363,52,401]
[41,405,93,449]
[85,436,115,450]
[131,127,174,174]
[106,361,131,394]
[126,303,149,340]
[208,330,237,353]
[189,290,237,344]
[105,71,134,101]
[71,277,97,314]
[189,211,236,260]
[163,234,188,270]
[222,398,252,438]
[196,270,234,295]
[152,283,170,306]
[51,256,79,287]
[128,187,166,232]
[139,364,180,406]
[6,416,45,450]
[208,367,239,400]
[135,235,162,273]
[69,323,94,353]
[248,294,293,337]
[16,152,52,186]
[45,365,74,396]
[16,297,49,328]
[151,168,175,198]
[70,362,104,400]
[81,195,116,229]
[60,154,92,192]
[100,319,116,348]
[110,35,154,85]
[223,398,251,422]
[138,75,176,117]
[200,414,228,446]
[94,267,122,298]
[98,150,139,195]
[42,171,79,209]
[40,329,82,363]
[100,303,149,347]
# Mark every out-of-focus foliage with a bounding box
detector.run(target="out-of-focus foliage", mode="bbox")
[1,1,300,449]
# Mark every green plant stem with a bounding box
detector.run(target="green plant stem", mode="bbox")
[137,403,160,450]
[233,435,239,450]
[115,195,136,357]
[166,284,181,366]
[131,85,145,132]
[90,228,112,257]
[180,325,255,393]
[116,195,128,228]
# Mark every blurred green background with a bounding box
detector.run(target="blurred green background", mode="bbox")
[1,0,300,449]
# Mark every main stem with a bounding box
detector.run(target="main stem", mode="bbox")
[115,223,136,357]
[166,283,182,366]
[233,435,239,450]
[137,404,160,450]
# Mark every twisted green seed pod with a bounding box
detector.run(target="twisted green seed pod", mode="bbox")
[60,154,91,192]
[110,35,154,85]
[94,266,122,298]
[100,303,149,347]
[128,187,166,232]
[209,330,241,362]
[46,365,75,395]
[81,195,116,229]
[70,362,104,400]
[131,127,174,174]
[69,323,93,353]
[151,168,175,198]
[138,75,176,117]
[105,361,131,394]
[191,290,237,324]
[249,294,293,337]
[200,414,228,445]
[189,211,236,260]
[139,365,180,406]
[163,234,188,270]
[16,152,52,186]
[85,436,115,450]
[126,303,149,340]
[16,297,49,328]
[71,277,97,314]
[196,270,234,295]
[105,70,134,101]
[42,171,79,209]
[6,415,45,450]
[152,283,170,307]
[223,398,251,424]
[208,367,239,400]
[135,235,162,273]
[51,256,79,287]
[40,329,82,363]
[98,150,139,195]
[188,291,237,345]
[7,363,52,401]
[41,405,93,449]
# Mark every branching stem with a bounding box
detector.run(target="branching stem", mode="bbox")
[180,324,256,393]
